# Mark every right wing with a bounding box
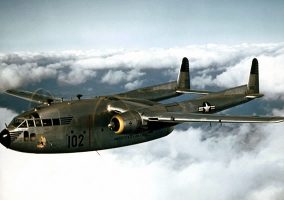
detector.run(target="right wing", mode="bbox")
[143,112,284,124]
[5,89,61,104]
[108,110,283,135]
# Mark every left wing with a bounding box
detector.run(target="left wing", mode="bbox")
[115,57,210,101]
[5,89,61,104]
[142,112,284,123]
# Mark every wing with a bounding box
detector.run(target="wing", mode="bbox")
[115,57,210,101]
[5,89,61,104]
[143,112,284,123]
[115,81,180,101]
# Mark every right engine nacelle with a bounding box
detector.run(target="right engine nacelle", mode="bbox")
[108,111,143,135]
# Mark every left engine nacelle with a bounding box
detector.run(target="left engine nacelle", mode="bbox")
[108,111,143,135]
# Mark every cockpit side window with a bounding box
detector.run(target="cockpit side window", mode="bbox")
[19,120,27,128]
[42,119,52,126]
[52,118,60,126]
[35,119,42,127]
[27,120,35,127]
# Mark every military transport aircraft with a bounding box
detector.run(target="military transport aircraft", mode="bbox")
[0,57,283,153]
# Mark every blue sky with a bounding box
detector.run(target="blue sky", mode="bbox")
[1,0,284,51]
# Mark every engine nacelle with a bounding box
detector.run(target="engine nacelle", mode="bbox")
[108,111,142,135]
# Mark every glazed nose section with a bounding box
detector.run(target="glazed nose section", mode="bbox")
[0,129,11,148]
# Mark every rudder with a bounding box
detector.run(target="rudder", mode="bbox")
[248,58,259,94]
[177,57,190,90]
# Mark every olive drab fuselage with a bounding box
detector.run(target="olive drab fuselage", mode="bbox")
[5,97,173,153]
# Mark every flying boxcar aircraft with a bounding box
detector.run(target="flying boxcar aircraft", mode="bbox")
[0,57,283,153]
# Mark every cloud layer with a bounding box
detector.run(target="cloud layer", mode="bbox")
[1,108,284,200]
[1,44,284,200]
[0,107,17,130]
[1,43,284,98]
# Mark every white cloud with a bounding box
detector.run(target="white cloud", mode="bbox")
[0,108,17,130]
[101,69,145,85]
[0,63,57,91]
[124,80,144,90]
[1,43,284,99]
[101,70,126,85]
[58,66,97,85]
[272,107,284,116]
[1,121,284,200]
[211,52,284,100]
[109,123,284,200]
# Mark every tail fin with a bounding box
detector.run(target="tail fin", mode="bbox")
[246,58,263,98]
[176,57,211,95]
[248,58,259,93]
[177,57,190,90]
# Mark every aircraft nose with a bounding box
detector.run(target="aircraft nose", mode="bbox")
[0,129,11,148]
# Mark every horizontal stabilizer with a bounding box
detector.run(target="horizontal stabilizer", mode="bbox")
[176,89,212,95]
[246,93,264,99]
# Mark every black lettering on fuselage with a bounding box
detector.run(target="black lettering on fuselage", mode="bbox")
[67,134,84,148]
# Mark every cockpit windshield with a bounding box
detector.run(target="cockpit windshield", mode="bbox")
[8,118,26,128]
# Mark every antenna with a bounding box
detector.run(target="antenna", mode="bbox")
[47,99,53,105]
[77,94,83,100]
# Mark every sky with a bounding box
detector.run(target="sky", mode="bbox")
[1,1,284,200]
[1,0,284,51]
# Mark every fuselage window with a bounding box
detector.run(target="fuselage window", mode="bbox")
[30,133,36,141]
[52,118,60,126]
[19,120,27,128]
[27,120,35,127]
[42,119,52,126]
[24,131,29,141]
[35,119,42,127]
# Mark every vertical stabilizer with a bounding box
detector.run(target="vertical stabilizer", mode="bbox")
[248,58,259,94]
[177,57,190,90]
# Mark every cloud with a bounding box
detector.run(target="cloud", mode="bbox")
[101,70,127,85]
[0,107,17,130]
[58,66,97,85]
[272,107,284,116]
[1,43,284,100]
[101,69,145,87]
[0,62,57,91]
[108,121,284,200]
[124,80,144,90]
[1,122,284,200]
[212,52,284,100]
